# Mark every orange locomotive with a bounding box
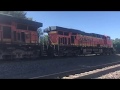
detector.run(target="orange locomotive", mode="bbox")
[0,14,41,44]
[0,14,42,59]
[44,26,114,56]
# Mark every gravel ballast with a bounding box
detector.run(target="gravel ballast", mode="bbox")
[63,64,120,79]
[96,70,120,79]
[0,55,120,79]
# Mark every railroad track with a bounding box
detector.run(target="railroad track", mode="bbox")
[30,61,120,79]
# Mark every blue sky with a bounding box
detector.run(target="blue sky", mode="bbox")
[26,11,120,39]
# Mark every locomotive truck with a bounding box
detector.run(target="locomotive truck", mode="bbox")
[0,14,114,60]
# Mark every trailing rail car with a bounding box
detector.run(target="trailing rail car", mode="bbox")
[0,14,114,60]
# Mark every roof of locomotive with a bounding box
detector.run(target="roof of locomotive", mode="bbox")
[44,26,85,34]
[0,14,43,28]
[44,26,106,38]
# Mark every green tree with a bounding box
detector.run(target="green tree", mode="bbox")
[0,11,27,19]
[40,35,49,45]
[112,38,120,53]
[27,17,33,20]
[44,35,49,43]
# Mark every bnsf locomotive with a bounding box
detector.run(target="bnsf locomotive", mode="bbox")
[44,26,114,56]
[0,14,42,59]
[0,14,114,60]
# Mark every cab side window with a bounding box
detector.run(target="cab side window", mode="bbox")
[58,31,63,35]
[28,26,37,31]
[17,24,27,30]
[64,32,69,36]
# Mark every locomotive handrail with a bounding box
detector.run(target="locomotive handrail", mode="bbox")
[47,36,55,48]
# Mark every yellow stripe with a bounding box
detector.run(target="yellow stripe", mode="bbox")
[49,31,57,34]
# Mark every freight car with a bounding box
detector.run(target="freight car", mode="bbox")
[43,26,114,57]
[0,14,42,59]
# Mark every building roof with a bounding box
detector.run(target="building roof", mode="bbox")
[0,14,43,28]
